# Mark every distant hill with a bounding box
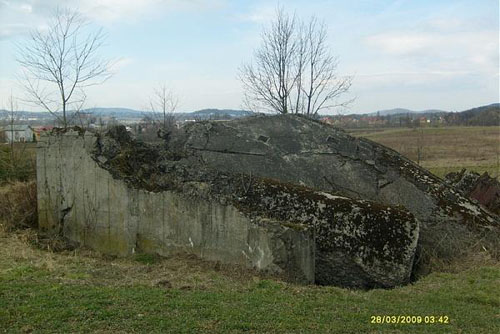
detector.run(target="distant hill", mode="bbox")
[0,107,147,121]
[454,103,499,126]
[371,108,447,116]
[321,103,499,128]
[2,104,497,126]
[0,109,54,121]
[0,107,253,123]
[83,107,145,118]
[189,109,253,119]
[82,107,254,120]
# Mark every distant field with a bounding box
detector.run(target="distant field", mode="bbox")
[349,126,500,179]
[0,229,498,334]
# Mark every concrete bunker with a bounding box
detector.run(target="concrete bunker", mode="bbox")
[36,115,498,288]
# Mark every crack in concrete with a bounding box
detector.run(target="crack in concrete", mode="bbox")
[190,147,266,156]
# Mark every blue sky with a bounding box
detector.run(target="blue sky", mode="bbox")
[0,0,498,113]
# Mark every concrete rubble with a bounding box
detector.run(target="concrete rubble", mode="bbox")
[445,169,500,215]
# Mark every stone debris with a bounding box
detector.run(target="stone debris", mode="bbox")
[445,169,500,215]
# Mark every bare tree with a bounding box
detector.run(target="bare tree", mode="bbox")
[148,83,179,131]
[140,83,179,143]
[240,7,353,116]
[300,17,353,116]
[291,22,307,114]
[240,7,298,114]
[16,8,112,128]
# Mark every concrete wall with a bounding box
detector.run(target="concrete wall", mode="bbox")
[37,131,315,283]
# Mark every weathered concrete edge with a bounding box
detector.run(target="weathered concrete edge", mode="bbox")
[37,130,315,283]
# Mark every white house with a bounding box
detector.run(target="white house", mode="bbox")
[2,125,34,143]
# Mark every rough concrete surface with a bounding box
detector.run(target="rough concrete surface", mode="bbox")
[170,115,498,260]
[173,116,497,226]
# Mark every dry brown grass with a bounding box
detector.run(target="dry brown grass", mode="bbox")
[414,223,499,277]
[1,225,496,295]
[0,226,267,292]
[0,181,37,231]
[352,126,500,178]
[0,180,283,291]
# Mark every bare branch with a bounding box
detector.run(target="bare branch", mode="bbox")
[239,6,300,114]
[148,83,179,132]
[16,7,112,128]
[240,9,353,116]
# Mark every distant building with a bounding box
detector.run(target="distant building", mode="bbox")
[32,126,54,141]
[2,125,34,143]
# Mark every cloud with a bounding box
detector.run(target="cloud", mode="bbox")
[354,71,483,89]
[366,33,434,56]
[353,13,498,111]
[65,0,226,23]
[78,0,164,23]
[365,29,498,76]
[0,23,31,39]
[239,5,275,23]
[0,0,227,39]
[108,57,134,72]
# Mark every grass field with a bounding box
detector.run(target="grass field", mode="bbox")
[1,127,499,333]
[349,126,500,179]
[0,229,498,334]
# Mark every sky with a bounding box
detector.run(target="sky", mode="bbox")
[0,0,498,114]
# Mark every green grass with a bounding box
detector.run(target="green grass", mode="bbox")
[0,231,499,333]
[134,253,162,265]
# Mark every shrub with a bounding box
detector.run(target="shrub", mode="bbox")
[0,181,38,231]
[0,144,36,184]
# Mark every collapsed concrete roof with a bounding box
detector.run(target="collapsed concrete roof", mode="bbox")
[161,115,498,261]
[95,115,498,277]
[168,115,496,226]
